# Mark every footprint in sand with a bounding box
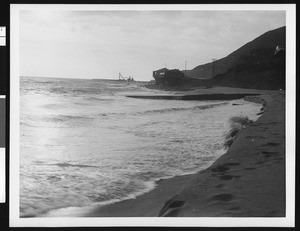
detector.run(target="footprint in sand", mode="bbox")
[209,193,235,203]
[158,196,186,217]
[265,210,279,217]
[244,167,256,170]
[211,163,240,173]
[255,160,271,165]
[262,151,277,154]
[219,175,241,180]
[215,184,224,188]
[262,142,281,147]
[274,157,284,160]
[227,206,241,211]
[266,122,278,125]
[261,151,279,158]
[245,135,266,139]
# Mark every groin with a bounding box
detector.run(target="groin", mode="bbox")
[126,93,259,101]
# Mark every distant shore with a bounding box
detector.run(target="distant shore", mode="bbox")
[84,87,285,217]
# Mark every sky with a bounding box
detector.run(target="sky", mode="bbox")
[19,9,285,81]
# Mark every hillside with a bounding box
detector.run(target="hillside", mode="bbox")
[184,26,286,80]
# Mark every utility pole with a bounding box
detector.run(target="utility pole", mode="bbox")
[185,61,187,73]
[211,58,216,78]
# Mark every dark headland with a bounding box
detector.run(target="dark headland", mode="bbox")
[85,27,286,217]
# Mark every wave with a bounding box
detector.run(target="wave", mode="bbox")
[48,89,94,96]
[46,162,98,168]
[96,102,229,118]
[20,102,229,128]
[42,177,160,217]
[26,177,158,218]
[84,96,113,102]
[20,120,34,127]
[135,102,229,115]
[21,114,93,128]
[47,115,91,122]
[39,157,225,218]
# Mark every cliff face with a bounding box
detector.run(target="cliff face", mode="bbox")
[184,55,285,90]
[184,26,286,80]
[210,53,285,90]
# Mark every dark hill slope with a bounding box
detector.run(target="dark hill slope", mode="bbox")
[210,55,285,89]
[184,53,285,90]
[184,26,286,80]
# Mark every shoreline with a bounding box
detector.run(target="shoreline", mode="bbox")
[83,174,196,217]
[82,89,285,217]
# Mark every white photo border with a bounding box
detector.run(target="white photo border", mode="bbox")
[10,4,296,227]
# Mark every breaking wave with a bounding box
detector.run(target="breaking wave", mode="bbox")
[96,102,229,117]
[134,102,229,115]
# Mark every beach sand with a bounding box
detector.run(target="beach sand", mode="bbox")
[85,89,285,217]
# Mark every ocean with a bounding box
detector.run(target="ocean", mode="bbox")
[20,77,262,217]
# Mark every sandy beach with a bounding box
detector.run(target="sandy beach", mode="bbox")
[84,88,285,217]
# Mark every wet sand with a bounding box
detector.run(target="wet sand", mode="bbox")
[85,89,285,217]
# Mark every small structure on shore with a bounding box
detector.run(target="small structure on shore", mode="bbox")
[152,68,186,86]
